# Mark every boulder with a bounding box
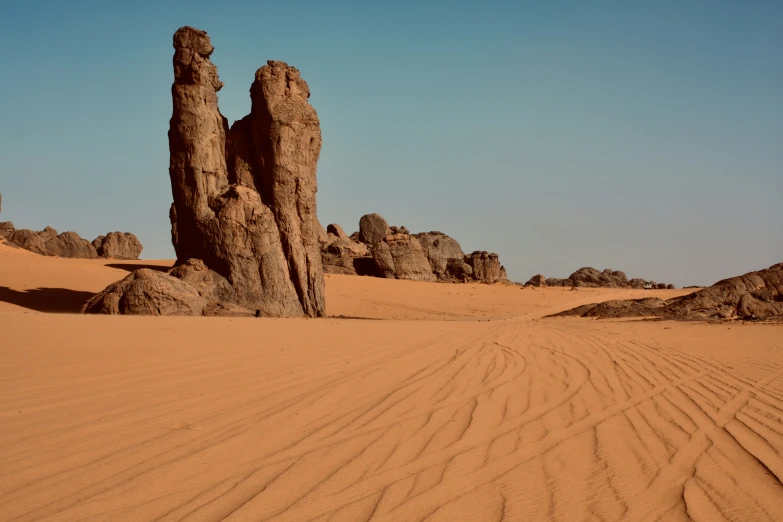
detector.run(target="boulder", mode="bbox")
[0,221,15,239]
[9,229,50,256]
[82,269,208,316]
[413,231,464,275]
[169,258,239,304]
[464,251,503,283]
[37,226,58,242]
[667,284,675,290]
[553,262,783,321]
[326,223,350,242]
[371,232,435,281]
[359,213,390,245]
[165,27,325,318]
[526,274,547,287]
[45,231,98,259]
[93,232,143,259]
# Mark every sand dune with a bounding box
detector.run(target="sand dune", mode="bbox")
[1,241,782,521]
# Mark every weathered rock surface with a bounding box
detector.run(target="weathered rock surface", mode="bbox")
[359,214,390,245]
[319,214,507,284]
[164,26,325,318]
[0,217,142,260]
[465,251,503,284]
[413,232,465,276]
[536,267,671,289]
[8,229,50,256]
[371,232,436,281]
[38,226,59,243]
[525,274,547,287]
[0,221,16,239]
[169,258,239,304]
[93,232,143,259]
[82,269,208,316]
[554,263,783,321]
[45,232,98,259]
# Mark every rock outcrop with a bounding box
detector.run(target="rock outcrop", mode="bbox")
[160,26,325,318]
[93,232,143,259]
[44,231,98,258]
[0,212,142,260]
[413,232,464,276]
[82,260,256,317]
[371,230,436,281]
[553,263,783,321]
[526,274,547,287]
[359,214,390,245]
[0,221,14,239]
[319,214,508,284]
[534,267,672,289]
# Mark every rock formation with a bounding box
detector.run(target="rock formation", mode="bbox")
[371,228,436,281]
[319,213,508,284]
[0,221,14,239]
[533,267,672,289]
[93,232,143,259]
[89,26,326,317]
[413,232,465,276]
[82,259,256,317]
[359,214,390,245]
[44,231,98,258]
[553,262,783,321]
[0,222,142,259]
[526,274,547,287]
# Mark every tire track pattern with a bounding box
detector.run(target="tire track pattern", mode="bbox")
[1,319,782,521]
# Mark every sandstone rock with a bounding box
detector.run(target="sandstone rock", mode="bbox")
[359,214,390,245]
[37,226,58,243]
[554,263,783,321]
[526,274,547,287]
[166,27,325,318]
[371,233,435,281]
[82,269,208,316]
[169,258,239,305]
[465,251,503,283]
[0,221,15,239]
[93,232,143,259]
[326,223,350,242]
[322,254,376,277]
[9,229,50,256]
[44,231,98,259]
[667,284,675,290]
[446,258,473,280]
[413,231,465,275]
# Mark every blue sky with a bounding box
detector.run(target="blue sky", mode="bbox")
[0,0,781,287]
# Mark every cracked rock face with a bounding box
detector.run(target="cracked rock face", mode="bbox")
[164,26,325,318]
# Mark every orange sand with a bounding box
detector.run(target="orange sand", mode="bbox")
[1,239,782,521]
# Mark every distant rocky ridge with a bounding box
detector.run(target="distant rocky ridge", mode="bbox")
[320,213,508,284]
[85,26,325,317]
[0,220,142,260]
[552,262,783,321]
[525,267,674,289]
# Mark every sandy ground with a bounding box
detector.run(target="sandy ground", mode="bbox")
[1,239,782,521]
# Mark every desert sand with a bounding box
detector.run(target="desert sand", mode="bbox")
[2,240,782,521]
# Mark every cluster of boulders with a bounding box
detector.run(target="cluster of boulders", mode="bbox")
[0,220,142,260]
[553,262,783,321]
[319,213,508,284]
[525,267,674,289]
[84,26,325,317]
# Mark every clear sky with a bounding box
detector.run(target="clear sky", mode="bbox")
[1,0,781,287]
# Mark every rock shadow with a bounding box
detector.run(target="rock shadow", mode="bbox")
[105,263,171,273]
[0,286,95,313]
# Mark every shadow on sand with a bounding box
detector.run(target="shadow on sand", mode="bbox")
[0,286,96,313]
[105,263,171,273]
